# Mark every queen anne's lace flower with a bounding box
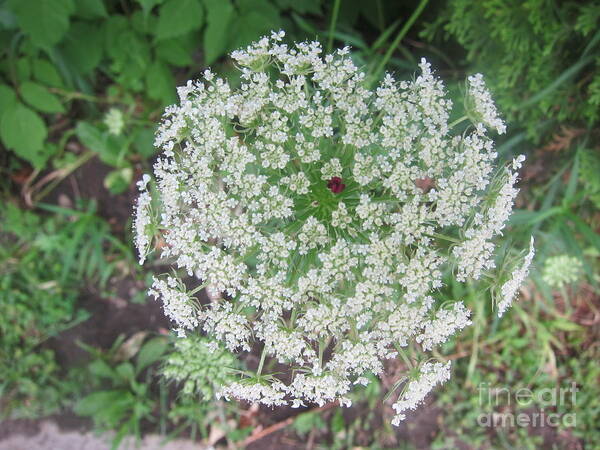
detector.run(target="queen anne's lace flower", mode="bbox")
[134,31,533,425]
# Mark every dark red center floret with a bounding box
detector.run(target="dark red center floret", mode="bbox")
[327,176,346,194]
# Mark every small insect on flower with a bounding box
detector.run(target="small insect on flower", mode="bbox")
[327,176,346,194]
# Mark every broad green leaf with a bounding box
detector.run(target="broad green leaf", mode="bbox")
[133,127,156,158]
[16,58,30,80]
[20,81,65,113]
[155,0,203,41]
[76,121,106,153]
[146,60,176,105]
[275,0,321,14]
[156,36,194,67]
[75,0,107,19]
[136,337,168,373]
[104,167,133,194]
[9,0,75,48]
[115,362,135,381]
[32,59,64,87]
[74,390,128,417]
[62,22,104,75]
[0,84,17,115]
[76,121,124,166]
[204,0,234,64]
[230,0,281,50]
[0,4,17,29]
[89,359,117,380]
[136,0,164,17]
[131,10,158,35]
[0,102,49,167]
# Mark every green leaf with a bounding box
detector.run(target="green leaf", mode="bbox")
[104,19,150,91]
[32,59,64,88]
[146,60,176,105]
[136,0,164,17]
[156,36,194,67]
[74,390,128,417]
[104,167,133,194]
[9,0,75,48]
[133,127,156,158]
[0,102,49,167]
[76,121,123,166]
[292,411,326,435]
[155,0,203,41]
[89,359,117,380]
[131,10,158,34]
[0,84,17,116]
[229,0,281,50]
[136,337,168,373]
[61,21,104,75]
[75,0,107,19]
[16,58,31,80]
[203,0,234,65]
[116,362,135,381]
[275,0,321,14]
[76,121,106,153]
[20,81,65,113]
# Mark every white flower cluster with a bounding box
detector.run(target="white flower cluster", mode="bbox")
[391,361,451,425]
[467,73,506,134]
[542,254,582,289]
[134,31,532,424]
[497,237,536,317]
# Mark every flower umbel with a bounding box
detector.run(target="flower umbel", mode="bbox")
[134,31,532,424]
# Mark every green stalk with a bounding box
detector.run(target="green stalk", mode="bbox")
[371,0,430,84]
[327,0,342,53]
[448,115,469,129]
[256,346,268,377]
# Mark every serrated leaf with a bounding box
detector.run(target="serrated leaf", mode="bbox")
[104,19,150,91]
[32,59,64,87]
[61,21,104,75]
[75,0,107,19]
[0,102,49,167]
[10,0,75,48]
[20,81,65,113]
[155,0,203,41]
[203,0,234,65]
[136,337,168,373]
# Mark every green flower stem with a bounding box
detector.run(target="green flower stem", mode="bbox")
[394,343,414,369]
[429,232,461,244]
[189,282,208,297]
[33,151,96,204]
[256,346,268,377]
[327,0,342,53]
[449,115,469,128]
[370,0,430,84]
